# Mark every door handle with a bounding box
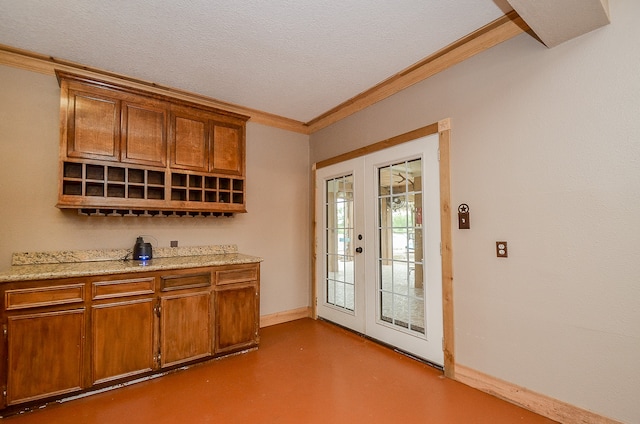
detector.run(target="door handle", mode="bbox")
[355,247,363,253]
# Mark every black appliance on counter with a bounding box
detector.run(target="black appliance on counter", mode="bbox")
[133,236,153,260]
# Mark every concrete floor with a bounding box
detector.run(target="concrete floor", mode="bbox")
[4,318,556,424]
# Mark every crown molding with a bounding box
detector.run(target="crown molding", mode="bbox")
[305,11,529,133]
[0,11,528,136]
[0,44,310,135]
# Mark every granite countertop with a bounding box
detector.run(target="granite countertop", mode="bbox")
[0,245,262,283]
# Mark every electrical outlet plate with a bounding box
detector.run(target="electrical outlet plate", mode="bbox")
[496,241,508,258]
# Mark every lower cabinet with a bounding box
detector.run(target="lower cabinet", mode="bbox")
[214,263,260,354]
[91,298,156,385]
[160,290,212,367]
[0,262,259,412]
[6,308,86,406]
[91,276,157,385]
[215,283,259,354]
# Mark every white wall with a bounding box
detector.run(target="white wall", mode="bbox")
[310,0,640,422]
[0,65,311,317]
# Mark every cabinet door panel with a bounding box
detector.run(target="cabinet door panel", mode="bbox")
[91,299,156,385]
[160,291,211,367]
[121,101,167,167]
[170,114,209,171]
[211,124,243,175]
[7,309,85,405]
[215,284,259,353]
[68,91,119,161]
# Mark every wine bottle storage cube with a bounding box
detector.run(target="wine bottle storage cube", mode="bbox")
[107,184,125,198]
[128,186,144,199]
[148,171,164,186]
[86,164,104,181]
[171,173,187,187]
[86,182,104,197]
[64,162,83,179]
[108,167,125,182]
[128,169,144,184]
[63,181,82,196]
[147,187,164,200]
[171,189,187,201]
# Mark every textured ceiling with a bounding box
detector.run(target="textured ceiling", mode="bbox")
[0,1,512,123]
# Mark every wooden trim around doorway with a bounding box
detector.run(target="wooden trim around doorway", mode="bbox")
[312,120,454,376]
[437,119,454,378]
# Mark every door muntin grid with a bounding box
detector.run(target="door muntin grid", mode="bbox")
[325,174,355,312]
[377,158,426,336]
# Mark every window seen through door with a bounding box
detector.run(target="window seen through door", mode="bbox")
[325,174,355,311]
[377,159,425,334]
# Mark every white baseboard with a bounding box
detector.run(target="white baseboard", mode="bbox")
[260,307,312,328]
[454,364,622,424]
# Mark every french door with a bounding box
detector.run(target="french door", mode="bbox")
[316,134,443,366]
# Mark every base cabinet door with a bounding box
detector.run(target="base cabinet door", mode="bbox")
[91,299,156,385]
[160,291,212,367]
[6,309,86,406]
[214,283,259,354]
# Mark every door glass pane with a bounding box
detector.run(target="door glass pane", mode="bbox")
[377,159,425,335]
[325,174,355,312]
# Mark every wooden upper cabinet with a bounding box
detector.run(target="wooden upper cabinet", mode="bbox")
[121,99,167,167]
[169,107,210,172]
[63,82,168,167]
[169,107,245,175]
[65,86,120,161]
[56,71,248,214]
[211,122,244,176]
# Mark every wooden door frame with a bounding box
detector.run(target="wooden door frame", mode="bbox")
[312,119,454,378]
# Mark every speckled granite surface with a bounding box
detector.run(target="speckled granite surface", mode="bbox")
[1,245,262,283]
[11,244,239,265]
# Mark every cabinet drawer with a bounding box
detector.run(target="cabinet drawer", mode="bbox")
[5,284,85,310]
[161,273,211,292]
[215,266,258,285]
[92,277,155,300]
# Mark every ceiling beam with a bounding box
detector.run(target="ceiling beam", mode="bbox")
[507,0,610,48]
[305,11,530,133]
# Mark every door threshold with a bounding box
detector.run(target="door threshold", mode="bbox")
[317,317,444,372]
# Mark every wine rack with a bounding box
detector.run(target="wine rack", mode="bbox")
[60,161,246,215]
[62,162,165,200]
[170,172,244,205]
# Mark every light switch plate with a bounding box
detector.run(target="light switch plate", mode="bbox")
[496,241,508,258]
